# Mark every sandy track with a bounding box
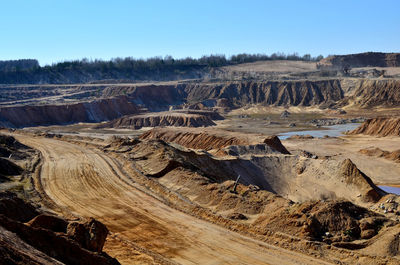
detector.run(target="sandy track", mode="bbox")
[16,135,331,265]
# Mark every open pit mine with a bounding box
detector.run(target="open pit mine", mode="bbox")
[1,53,400,265]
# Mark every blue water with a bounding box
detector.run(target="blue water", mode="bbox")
[278,123,361,140]
[378,186,400,195]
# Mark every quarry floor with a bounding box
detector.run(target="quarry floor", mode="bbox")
[12,133,332,265]
[11,107,400,264]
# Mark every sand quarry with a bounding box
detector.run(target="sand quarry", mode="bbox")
[1,58,400,265]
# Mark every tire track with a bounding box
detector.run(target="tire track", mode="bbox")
[16,135,332,265]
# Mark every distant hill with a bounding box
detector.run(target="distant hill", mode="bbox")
[317,52,400,69]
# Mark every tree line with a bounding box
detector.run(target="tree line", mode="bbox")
[0,59,39,72]
[0,53,324,84]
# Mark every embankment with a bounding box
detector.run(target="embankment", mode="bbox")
[0,96,139,128]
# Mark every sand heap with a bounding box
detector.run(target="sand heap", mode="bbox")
[139,127,289,153]
[359,148,400,163]
[132,133,384,204]
[98,110,223,129]
[349,117,400,136]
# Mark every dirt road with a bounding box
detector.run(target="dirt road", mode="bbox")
[16,134,332,265]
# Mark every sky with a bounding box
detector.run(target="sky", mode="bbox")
[0,0,399,65]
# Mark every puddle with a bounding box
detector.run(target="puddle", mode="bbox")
[378,186,400,195]
[278,123,361,140]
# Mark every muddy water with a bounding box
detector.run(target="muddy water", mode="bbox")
[278,123,361,140]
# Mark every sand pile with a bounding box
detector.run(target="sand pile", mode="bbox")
[139,127,290,155]
[98,111,216,129]
[359,147,400,163]
[124,138,384,204]
[140,128,252,150]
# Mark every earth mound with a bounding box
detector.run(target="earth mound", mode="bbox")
[349,117,400,136]
[125,137,383,203]
[139,127,253,150]
[359,147,400,163]
[98,111,216,129]
[139,127,289,154]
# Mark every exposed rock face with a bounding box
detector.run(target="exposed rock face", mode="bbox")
[0,193,120,265]
[0,192,39,222]
[183,80,344,108]
[0,225,64,265]
[0,96,139,128]
[99,111,216,129]
[27,214,69,233]
[102,84,187,111]
[67,218,109,253]
[0,157,22,178]
[101,80,345,110]
[339,79,400,108]
[349,117,400,137]
[0,215,119,265]
[0,134,32,159]
[317,52,400,69]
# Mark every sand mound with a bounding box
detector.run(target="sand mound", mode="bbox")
[123,138,383,204]
[139,127,289,155]
[140,128,252,150]
[340,159,385,202]
[359,147,400,163]
[349,117,400,136]
[98,111,216,129]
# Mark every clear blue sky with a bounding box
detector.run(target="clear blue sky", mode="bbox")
[1,0,399,65]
